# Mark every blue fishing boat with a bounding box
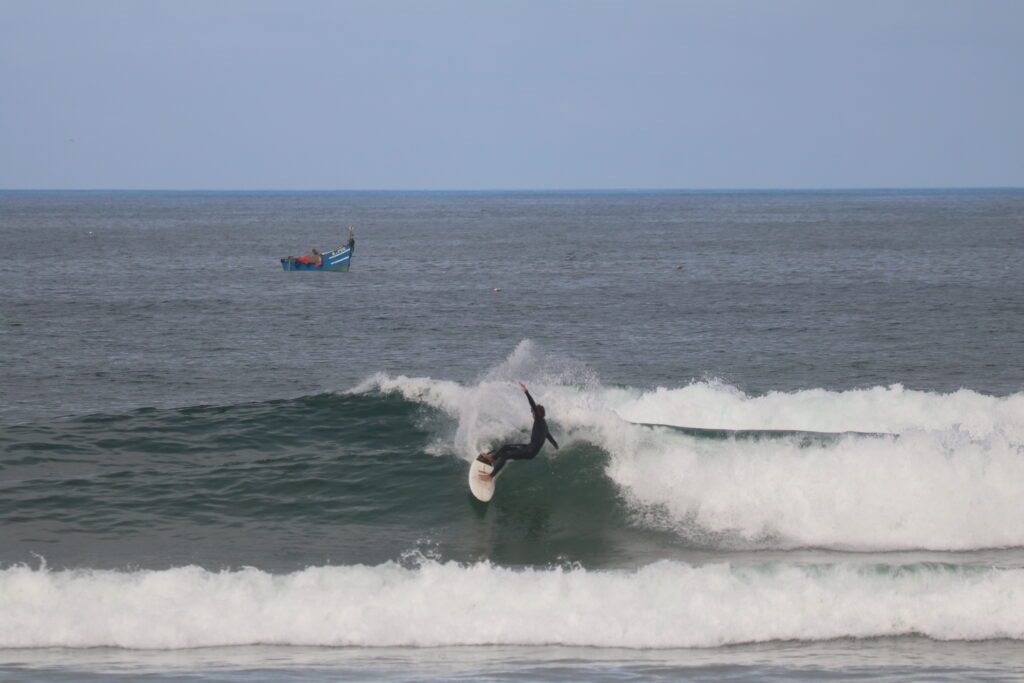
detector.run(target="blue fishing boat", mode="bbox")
[281,228,355,272]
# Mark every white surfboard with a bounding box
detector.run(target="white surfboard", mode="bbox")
[468,454,498,502]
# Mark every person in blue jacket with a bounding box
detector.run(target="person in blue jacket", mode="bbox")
[478,383,558,481]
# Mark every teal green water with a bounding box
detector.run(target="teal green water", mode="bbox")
[1,392,685,570]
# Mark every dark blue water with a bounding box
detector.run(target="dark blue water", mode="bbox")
[2,190,1024,680]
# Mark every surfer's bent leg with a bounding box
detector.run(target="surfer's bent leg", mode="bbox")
[488,443,536,478]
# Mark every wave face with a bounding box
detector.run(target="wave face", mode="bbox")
[3,341,1024,575]
[4,560,1024,649]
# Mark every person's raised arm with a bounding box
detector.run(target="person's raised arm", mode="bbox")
[520,382,537,412]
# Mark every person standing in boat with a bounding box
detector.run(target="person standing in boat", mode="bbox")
[344,226,355,255]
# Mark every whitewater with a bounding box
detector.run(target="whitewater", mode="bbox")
[4,560,1024,650]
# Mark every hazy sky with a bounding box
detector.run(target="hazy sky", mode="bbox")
[2,0,1022,190]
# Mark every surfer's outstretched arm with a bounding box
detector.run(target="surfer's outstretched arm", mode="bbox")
[520,382,537,412]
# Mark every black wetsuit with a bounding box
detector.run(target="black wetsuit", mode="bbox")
[488,390,558,478]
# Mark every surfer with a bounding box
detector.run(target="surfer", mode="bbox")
[478,383,558,481]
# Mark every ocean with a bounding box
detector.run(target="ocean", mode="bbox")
[1,189,1023,680]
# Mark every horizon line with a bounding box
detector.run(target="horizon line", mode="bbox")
[2,186,1023,194]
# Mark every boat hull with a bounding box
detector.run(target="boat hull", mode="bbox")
[280,244,352,272]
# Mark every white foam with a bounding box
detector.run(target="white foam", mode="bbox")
[3,560,1024,649]
[357,342,1024,551]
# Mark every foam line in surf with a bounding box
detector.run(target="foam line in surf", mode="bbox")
[4,560,1024,649]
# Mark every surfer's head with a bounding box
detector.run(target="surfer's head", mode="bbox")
[534,404,545,419]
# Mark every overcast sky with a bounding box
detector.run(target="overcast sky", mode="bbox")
[2,0,1022,190]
